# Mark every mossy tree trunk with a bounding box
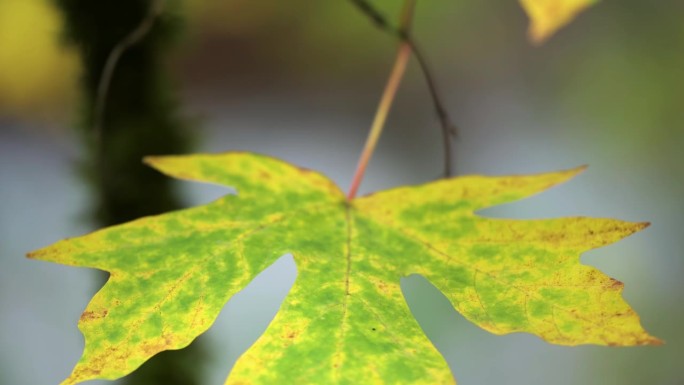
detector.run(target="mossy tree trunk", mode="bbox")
[54,1,206,384]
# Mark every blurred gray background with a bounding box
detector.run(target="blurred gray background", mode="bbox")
[1,0,682,384]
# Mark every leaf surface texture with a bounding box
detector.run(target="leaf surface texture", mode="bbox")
[30,153,659,385]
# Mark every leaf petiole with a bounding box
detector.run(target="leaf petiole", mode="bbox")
[347,0,416,200]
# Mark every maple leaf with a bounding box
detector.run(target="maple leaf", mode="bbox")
[30,152,660,385]
[519,0,598,44]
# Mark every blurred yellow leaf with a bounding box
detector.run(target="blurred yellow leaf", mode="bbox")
[0,0,79,118]
[519,0,597,44]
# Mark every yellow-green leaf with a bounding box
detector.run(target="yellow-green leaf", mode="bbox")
[519,0,598,44]
[29,152,660,385]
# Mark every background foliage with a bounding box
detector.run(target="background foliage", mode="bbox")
[1,1,682,384]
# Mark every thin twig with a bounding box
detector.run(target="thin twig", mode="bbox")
[89,0,164,222]
[349,0,457,177]
[92,0,165,151]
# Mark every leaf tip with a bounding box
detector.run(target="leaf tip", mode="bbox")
[604,333,664,347]
[576,164,589,172]
[621,221,651,238]
[528,30,550,46]
[26,243,66,262]
[549,164,588,185]
[636,221,651,232]
[141,155,196,181]
[567,164,588,175]
[26,247,46,260]
[142,155,161,167]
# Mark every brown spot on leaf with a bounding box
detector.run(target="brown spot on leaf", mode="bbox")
[608,278,624,290]
[80,310,108,321]
[141,336,174,356]
[376,281,388,293]
[283,329,299,340]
